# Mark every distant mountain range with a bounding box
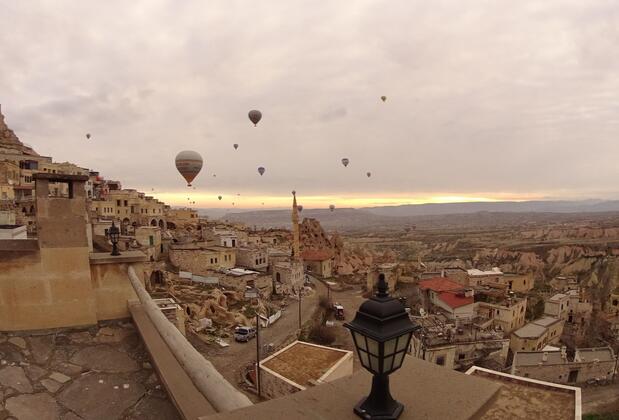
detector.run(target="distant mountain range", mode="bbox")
[200,200,619,231]
[363,200,619,217]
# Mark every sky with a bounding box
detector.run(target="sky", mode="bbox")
[2,0,619,209]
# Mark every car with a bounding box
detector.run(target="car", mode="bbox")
[234,326,256,342]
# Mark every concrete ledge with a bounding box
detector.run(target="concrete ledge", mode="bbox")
[205,356,501,420]
[130,302,216,420]
[0,239,39,252]
[89,251,147,265]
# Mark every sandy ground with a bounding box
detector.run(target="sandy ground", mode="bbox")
[581,381,619,415]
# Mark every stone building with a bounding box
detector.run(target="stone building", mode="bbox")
[135,226,163,261]
[467,268,503,287]
[367,263,400,292]
[236,247,268,271]
[418,277,476,323]
[169,243,236,275]
[512,346,617,384]
[510,316,565,352]
[301,249,333,278]
[503,272,534,292]
[0,173,146,330]
[476,296,528,334]
[90,189,167,233]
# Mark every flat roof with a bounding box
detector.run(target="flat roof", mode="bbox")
[514,350,565,366]
[260,341,351,388]
[513,323,547,339]
[575,347,615,363]
[466,367,579,420]
[533,316,562,327]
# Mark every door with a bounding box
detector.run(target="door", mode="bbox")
[568,370,578,383]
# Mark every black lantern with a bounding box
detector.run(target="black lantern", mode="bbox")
[344,274,419,419]
[109,221,121,256]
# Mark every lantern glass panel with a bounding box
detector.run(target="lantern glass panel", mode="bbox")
[396,333,411,352]
[353,332,367,352]
[383,355,394,373]
[358,349,370,369]
[366,337,380,356]
[393,350,406,370]
[384,337,398,356]
[369,355,379,372]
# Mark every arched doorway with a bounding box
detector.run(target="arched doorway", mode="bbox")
[158,219,165,229]
[150,219,157,226]
[149,270,164,288]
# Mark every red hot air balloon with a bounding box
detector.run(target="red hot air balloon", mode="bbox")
[248,110,262,126]
[175,150,203,187]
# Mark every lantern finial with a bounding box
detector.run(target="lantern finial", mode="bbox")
[376,274,389,298]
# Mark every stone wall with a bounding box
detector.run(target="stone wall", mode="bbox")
[512,359,616,384]
[169,246,236,275]
[258,367,303,399]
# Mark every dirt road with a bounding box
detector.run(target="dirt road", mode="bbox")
[581,382,619,415]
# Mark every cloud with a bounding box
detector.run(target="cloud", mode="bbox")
[1,0,619,206]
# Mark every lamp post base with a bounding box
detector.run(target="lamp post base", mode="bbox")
[352,374,404,420]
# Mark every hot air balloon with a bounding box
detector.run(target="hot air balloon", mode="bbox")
[258,166,265,176]
[175,150,203,187]
[297,205,303,212]
[86,133,91,139]
[341,158,349,167]
[232,202,235,206]
[367,172,371,178]
[213,174,216,178]
[218,196,222,201]
[329,204,335,212]
[233,144,239,150]
[248,110,262,126]
[381,96,387,102]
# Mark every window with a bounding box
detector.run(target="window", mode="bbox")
[124,200,128,206]
[436,356,445,366]
[458,354,465,360]
[149,236,154,246]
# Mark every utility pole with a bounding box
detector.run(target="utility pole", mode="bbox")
[256,311,261,398]
[298,286,302,330]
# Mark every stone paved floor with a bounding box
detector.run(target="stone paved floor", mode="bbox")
[0,322,180,420]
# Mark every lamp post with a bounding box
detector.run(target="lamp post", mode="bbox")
[344,274,419,420]
[245,287,261,397]
[109,221,121,256]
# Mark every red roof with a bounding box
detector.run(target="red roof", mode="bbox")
[438,292,474,309]
[418,277,463,292]
[301,249,334,261]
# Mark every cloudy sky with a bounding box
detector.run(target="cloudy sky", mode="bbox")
[2,1,619,208]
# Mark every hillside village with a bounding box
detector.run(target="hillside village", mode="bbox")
[1,104,618,418]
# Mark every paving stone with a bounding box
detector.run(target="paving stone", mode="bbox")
[61,413,83,420]
[69,346,138,372]
[40,379,62,393]
[94,327,132,344]
[58,373,144,420]
[25,365,48,381]
[125,395,180,420]
[5,393,60,420]
[7,338,26,350]
[68,332,92,345]
[28,337,54,365]
[0,344,24,364]
[0,366,33,393]
[50,363,83,377]
[49,372,71,384]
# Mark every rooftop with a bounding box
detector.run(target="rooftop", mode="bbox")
[575,346,616,363]
[514,350,566,366]
[513,323,547,339]
[301,248,334,261]
[548,293,568,302]
[438,291,474,309]
[260,341,351,388]
[466,367,579,420]
[467,268,503,276]
[533,316,562,327]
[419,277,463,292]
